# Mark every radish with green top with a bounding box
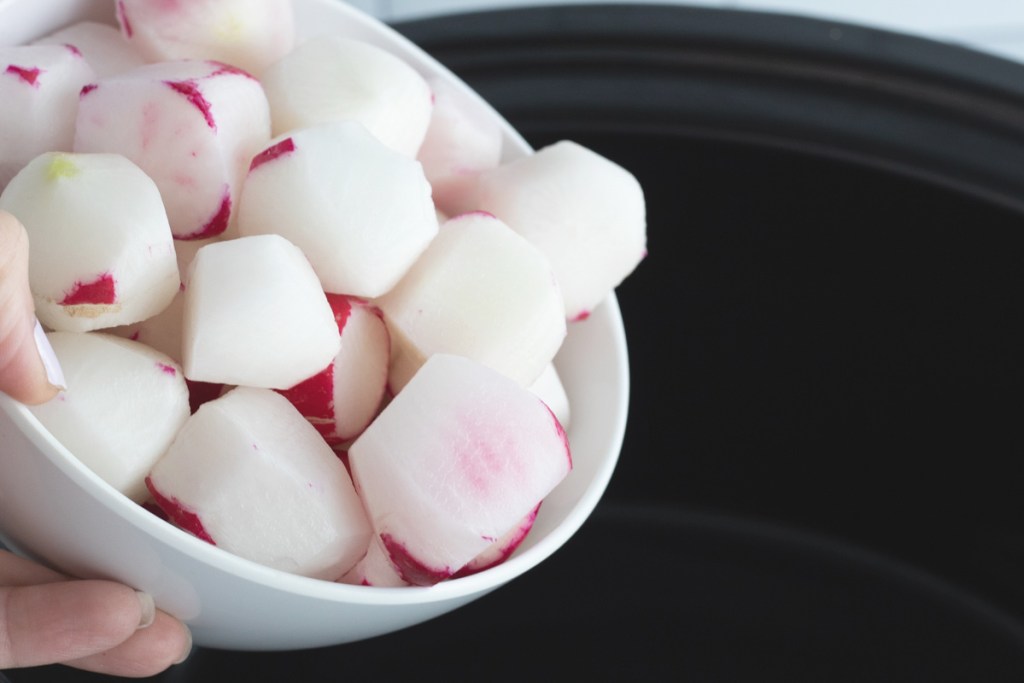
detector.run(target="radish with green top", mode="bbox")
[348,353,572,586]
[0,44,94,189]
[260,35,433,157]
[73,59,271,239]
[28,331,190,503]
[375,212,566,392]
[277,294,390,446]
[0,151,179,332]
[182,234,341,390]
[115,0,295,77]
[146,387,372,580]
[236,121,437,298]
[475,140,648,321]
[33,21,146,78]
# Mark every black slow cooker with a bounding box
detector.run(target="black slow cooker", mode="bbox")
[11,5,1024,681]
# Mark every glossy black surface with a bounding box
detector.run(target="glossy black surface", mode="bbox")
[9,5,1024,681]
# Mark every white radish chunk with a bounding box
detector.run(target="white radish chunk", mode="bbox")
[33,21,146,78]
[278,294,390,445]
[260,36,433,157]
[0,44,94,189]
[0,152,179,332]
[237,122,437,298]
[146,387,372,580]
[375,212,566,392]
[417,75,503,217]
[475,140,647,321]
[29,332,190,503]
[452,505,540,578]
[529,362,571,432]
[348,353,572,586]
[338,535,409,588]
[182,234,341,389]
[115,0,295,77]
[108,237,218,362]
[74,59,271,239]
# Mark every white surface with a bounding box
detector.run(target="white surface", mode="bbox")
[361,0,1024,64]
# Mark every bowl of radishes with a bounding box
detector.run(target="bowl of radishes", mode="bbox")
[0,0,644,651]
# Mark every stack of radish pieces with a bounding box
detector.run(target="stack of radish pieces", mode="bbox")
[2,0,646,587]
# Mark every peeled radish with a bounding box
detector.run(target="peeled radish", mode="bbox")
[236,121,437,298]
[452,505,540,578]
[146,387,372,580]
[260,35,432,157]
[339,535,409,588]
[33,21,146,79]
[0,151,179,333]
[348,353,572,586]
[475,140,647,321]
[28,332,190,503]
[0,44,94,189]
[182,234,341,389]
[74,59,271,239]
[277,294,390,445]
[115,0,295,77]
[376,212,566,392]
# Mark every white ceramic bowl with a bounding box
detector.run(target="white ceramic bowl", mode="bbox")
[0,0,630,651]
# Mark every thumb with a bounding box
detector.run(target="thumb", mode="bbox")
[0,210,64,405]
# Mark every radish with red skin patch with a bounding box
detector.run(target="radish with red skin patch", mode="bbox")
[278,294,390,444]
[147,387,372,580]
[261,35,432,157]
[417,75,503,217]
[453,505,540,578]
[376,212,566,392]
[348,354,572,586]
[33,21,147,78]
[181,234,341,389]
[0,44,95,189]
[338,535,409,588]
[237,122,437,298]
[27,332,190,503]
[475,140,648,321]
[73,59,271,239]
[116,0,295,77]
[0,151,179,332]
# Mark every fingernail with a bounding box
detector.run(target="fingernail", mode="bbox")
[33,320,66,390]
[174,624,193,665]
[136,591,155,629]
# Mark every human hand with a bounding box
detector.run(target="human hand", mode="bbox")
[0,210,192,676]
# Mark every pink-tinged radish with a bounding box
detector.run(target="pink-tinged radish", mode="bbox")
[529,362,571,432]
[452,505,540,578]
[73,59,271,239]
[0,44,94,189]
[237,122,437,298]
[115,0,295,77]
[278,294,390,445]
[348,353,572,586]
[182,234,341,389]
[475,140,647,321]
[33,21,146,78]
[0,152,179,332]
[338,536,409,588]
[146,387,372,580]
[417,75,502,217]
[28,331,190,503]
[375,212,566,392]
[261,35,432,157]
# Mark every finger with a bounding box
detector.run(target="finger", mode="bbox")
[0,550,67,587]
[63,610,192,678]
[0,580,152,669]
[0,210,64,405]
